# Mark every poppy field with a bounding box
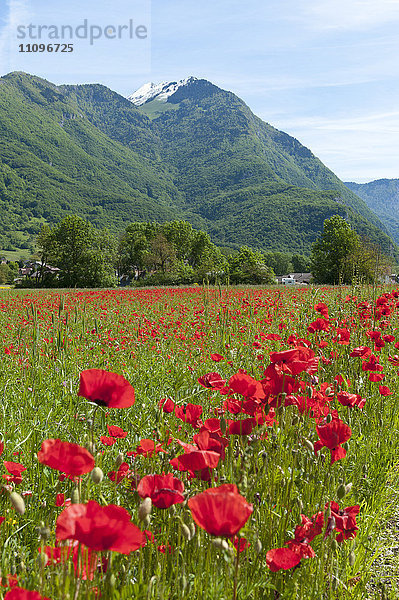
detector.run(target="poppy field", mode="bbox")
[0,284,399,600]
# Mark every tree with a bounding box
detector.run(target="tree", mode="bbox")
[292,254,310,273]
[264,252,293,276]
[37,216,116,288]
[228,246,275,284]
[311,215,360,284]
[0,262,18,285]
[145,233,176,273]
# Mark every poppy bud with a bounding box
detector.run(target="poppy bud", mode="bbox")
[71,487,80,504]
[37,553,48,569]
[303,439,314,453]
[220,417,227,436]
[86,441,96,455]
[91,467,104,484]
[342,441,349,451]
[337,483,346,499]
[255,539,262,554]
[181,523,191,541]
[9,491,25,515]
[326,413,333,423]
[325,387,332,396]
[345,482,353,495]
[38,523,51,540]
[189,522,196,540]
[349,551,355,567]
[138,497,152,521]
[115,453,124,468]
[331,539,338,551]
[297,498,303,513]
[212,538,229,551]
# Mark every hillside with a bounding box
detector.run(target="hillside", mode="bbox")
[345,179,399,244]
[0,71,393,256]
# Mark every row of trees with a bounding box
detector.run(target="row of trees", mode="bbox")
[310,215,392,284]
[27,214,392,288]
[34,216,277,288]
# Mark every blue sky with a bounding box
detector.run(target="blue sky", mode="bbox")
[1,0,398,182]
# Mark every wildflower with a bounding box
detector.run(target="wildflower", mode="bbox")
[4,589,51,600]
[37,439,95,476]
[56,500,146,553]
[314,417,352,464]
[137,473,185,509]
[78,369,135,408]
[266,547,301,571]
[188,484,253,537]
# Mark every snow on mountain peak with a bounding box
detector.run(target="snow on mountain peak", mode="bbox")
[128,77,198,106]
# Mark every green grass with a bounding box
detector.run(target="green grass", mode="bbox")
[0,284,398,599]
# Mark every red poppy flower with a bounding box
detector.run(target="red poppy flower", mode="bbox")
[233,536,250,553]
[269,347,318,376]
[107,425,127,439]
[307,318,330,333]
[4,589,50,600]
[379,385,393,396]
[56,500,146,553]
[193,429,228,460]
[228,373,265,399]
[266,547,301,572]
[188,484,253,537]
[130,439,166,458]
[197,372,226,389]
[228,418,256,436]
[37,439,95,476]
[314,418,352,464]
[175,403,203,428]
[78,369,135,408]
[368,373,385,382]
[171,450,220,473]
[362,355,383,372]
[107,462,135,485]
[327,501,359,542]
[159,398,175,413]
[211,353,225,362]
[137,473,185,509]
[336,392,365,409]
[40,542,108,581]
[349,346,372,358]
[100,436,116,446]
[3,462,26,476]
[315,302,329,318]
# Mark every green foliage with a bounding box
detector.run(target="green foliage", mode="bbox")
[37,215,116,288]
[0,261,18,284]
[0,72,394,258]
[311,215,360,284]
[118,220,226,283]
[228,246,275,284]
[310,215,389,284]
[345,179,399,245]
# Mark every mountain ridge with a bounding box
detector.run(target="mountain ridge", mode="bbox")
[0,71,394,257]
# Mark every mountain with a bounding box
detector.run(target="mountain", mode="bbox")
[345,179,399,244]
[0,71,393,257]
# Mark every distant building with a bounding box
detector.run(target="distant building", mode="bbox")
[277,273,312,285]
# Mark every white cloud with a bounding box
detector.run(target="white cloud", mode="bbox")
[300,0,399,31]
[268,110,399,181]
[0,0,32,72]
